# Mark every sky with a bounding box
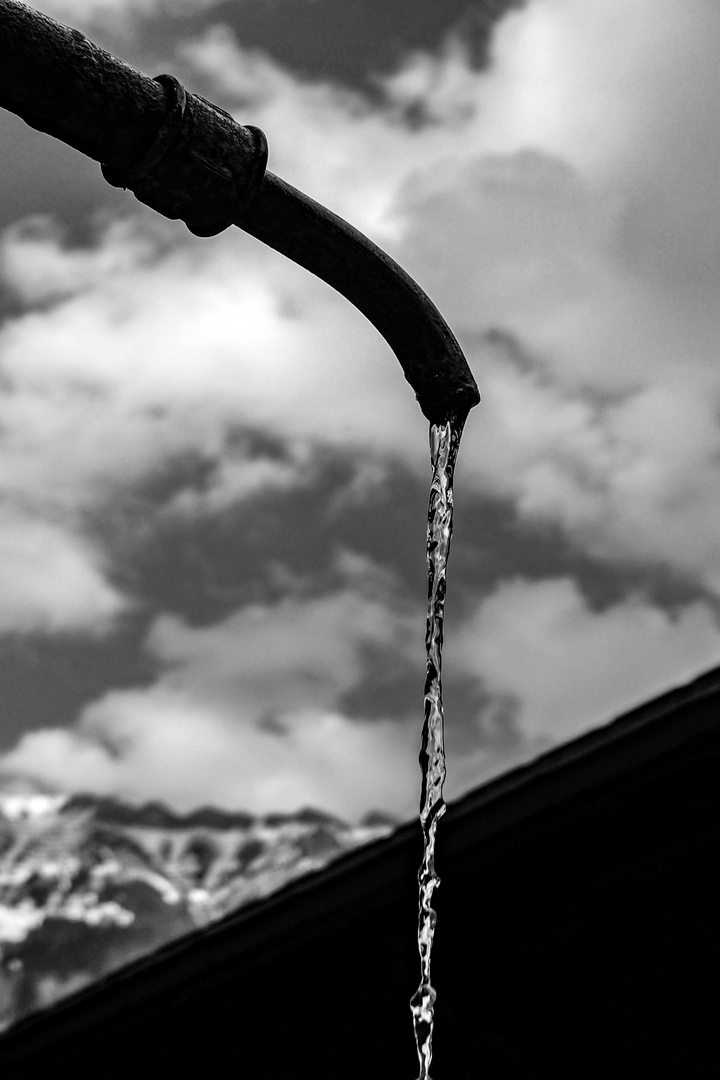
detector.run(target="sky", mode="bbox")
[1,0,720,823]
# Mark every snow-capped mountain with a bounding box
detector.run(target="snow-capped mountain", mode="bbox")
[0,790,395,1032]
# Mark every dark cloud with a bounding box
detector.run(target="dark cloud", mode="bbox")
[0,624,156,751]
[36,433,704,747]
[86,443,425,623]
[0,110,124,238]
[452,493,713,620]
[156,0,525,91]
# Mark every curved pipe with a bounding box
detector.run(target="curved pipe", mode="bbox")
[0,0,480,423]
[236,175,478,423]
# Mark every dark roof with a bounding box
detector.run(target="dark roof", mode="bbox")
[3,664,720,1078]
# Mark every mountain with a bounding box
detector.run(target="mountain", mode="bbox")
[0,791,395,1032]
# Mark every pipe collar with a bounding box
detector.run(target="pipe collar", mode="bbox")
[102,74,268,237]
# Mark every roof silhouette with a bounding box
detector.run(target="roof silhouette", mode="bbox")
[2,664,720,1077]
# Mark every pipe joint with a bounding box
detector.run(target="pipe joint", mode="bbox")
[102,74,268,237]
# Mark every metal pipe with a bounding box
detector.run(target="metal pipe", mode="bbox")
[0,0,480,423]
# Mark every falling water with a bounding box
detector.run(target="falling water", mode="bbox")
[410,412,465,1079]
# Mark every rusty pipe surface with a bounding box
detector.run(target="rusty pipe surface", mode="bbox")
[0,0,480,423]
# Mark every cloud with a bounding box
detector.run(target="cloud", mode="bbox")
[32,0,221,30]
[0,506,126,635]
[7,3,720,593]
[0,571,422,819]
[389,0,716,192]
[176,9,720,598]
[6,566,718,816]
[0,215,159,305]
[0,693,419,822]
[4,0,720,814]
[0,206,422,641]
[0,212,424,497]
[453,335,720,591]
[378,2,720,595]
[451,577,720,742]
[145,582,417,715]
[165,451,310,517]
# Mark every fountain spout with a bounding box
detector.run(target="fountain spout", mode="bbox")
[0,0,480,423]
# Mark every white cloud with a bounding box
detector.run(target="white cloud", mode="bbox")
[5,556,718,816]
[146,584,417,714]
[0,693,419,822]
[0,507,126,635]
[176,26,436,239]
[379,1,720,594]
[451,337,720,590]
[0,214,424,502]
[451,577,720,742]
[0,216,159,305]
[0,575,422,819]
[165,452,308,516]
[0,204,423,638]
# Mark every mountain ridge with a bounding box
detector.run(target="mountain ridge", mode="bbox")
[0,789,395,1032]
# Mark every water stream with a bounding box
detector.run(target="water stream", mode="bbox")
[410,413,465,1079]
